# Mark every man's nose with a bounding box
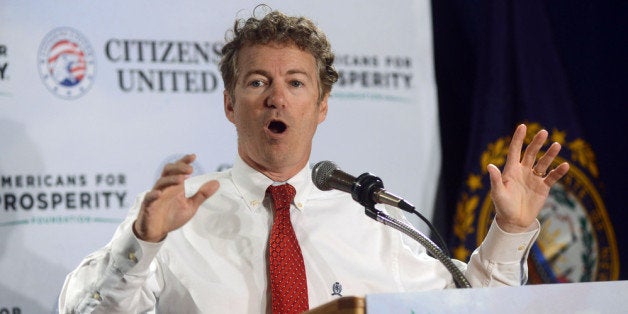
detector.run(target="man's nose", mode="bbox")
[265,84,287,108]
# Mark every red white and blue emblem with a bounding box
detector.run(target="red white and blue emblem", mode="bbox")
[38,27,95,99]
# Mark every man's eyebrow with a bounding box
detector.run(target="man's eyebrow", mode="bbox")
[242,69,271,78]
[286,69,314,80]
[286,69,310,76]
[241,68,313,78]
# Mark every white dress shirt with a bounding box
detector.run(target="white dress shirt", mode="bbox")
[59,156,539,313]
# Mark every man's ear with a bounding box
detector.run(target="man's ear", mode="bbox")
[224,90,235,123]
[317,93,329,124]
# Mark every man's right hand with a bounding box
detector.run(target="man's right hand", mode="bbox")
[133,154,220,242]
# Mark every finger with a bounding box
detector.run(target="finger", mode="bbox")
[487,163,504,193]
[190,180,220,208]
[161,157,195,177]
[505,124,527,168]
[153,174,188,190]
[179,153,197,164]
[142,189,162,207]
[521,129,548,168]
[533,142,561,174]
[544,162,570,186]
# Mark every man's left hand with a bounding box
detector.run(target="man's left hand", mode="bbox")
[487,124,570,233]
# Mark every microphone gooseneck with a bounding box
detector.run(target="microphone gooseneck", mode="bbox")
[311,160,470,288]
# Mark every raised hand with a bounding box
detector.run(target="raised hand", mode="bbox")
[133,154,220,242]
[487,124,570,233]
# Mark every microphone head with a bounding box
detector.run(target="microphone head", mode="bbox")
[311,160,337,191]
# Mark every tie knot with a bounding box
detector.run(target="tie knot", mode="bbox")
[267,183,296,211]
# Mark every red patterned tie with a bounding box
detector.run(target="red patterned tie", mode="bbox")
[267,184,309,314]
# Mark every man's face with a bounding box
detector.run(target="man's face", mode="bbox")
[224,43,328,180]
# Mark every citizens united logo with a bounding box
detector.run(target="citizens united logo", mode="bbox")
[38,27,95,99]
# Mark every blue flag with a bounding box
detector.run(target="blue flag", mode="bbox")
[447,0,619,283]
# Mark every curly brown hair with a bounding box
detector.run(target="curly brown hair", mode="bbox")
[220,6,338,103]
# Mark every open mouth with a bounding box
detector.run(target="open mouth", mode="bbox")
[267,120,287,134]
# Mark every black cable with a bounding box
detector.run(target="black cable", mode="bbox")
[411,209,451,258]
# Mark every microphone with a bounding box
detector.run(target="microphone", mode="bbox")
[312,161,466,287]
[311,161,415,212]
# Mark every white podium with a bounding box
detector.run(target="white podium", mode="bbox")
[366,281,628,313]
[306,281,628,313]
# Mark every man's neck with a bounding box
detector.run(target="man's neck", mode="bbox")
[239,155,307,182]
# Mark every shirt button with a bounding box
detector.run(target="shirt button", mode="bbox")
[92,291,102,301]
[128,251,138,263]
[296,202,303,209]
[517,244,526,251]
[250,200,260,206]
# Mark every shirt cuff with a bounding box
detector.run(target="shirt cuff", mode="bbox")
[479,219,540,263]
[109,223,164,277]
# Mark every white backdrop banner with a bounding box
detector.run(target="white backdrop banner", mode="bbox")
[0,1,440,312]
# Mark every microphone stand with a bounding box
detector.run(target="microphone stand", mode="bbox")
[352,172,471,288]
[363,205,471,288]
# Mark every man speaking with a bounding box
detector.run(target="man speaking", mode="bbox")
[59,7,569,313]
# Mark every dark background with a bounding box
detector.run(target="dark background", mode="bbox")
[432,1,628,280]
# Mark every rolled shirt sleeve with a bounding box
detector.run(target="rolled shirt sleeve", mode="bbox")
[59,193,164,314]
[465,219,540,287]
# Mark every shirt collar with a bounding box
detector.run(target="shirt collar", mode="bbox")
[231,156,315,213]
